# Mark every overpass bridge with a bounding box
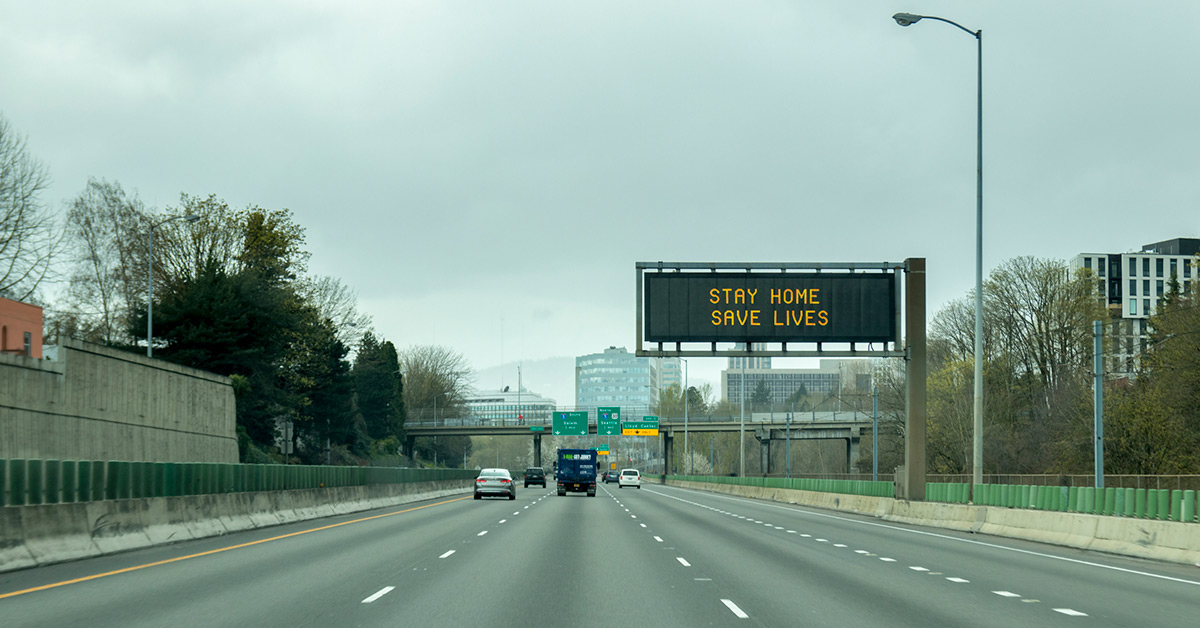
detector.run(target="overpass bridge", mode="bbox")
[404,412,876,472]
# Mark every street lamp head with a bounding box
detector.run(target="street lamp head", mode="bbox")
[183,214,200,223]
[893,12,923,26]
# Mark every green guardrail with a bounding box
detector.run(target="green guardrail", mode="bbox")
[655,474,1198,525]
[1,458,476,507]
[666,474,894,498]
[922,481,1196,524]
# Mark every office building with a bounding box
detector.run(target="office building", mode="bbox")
[658,357,681,392]
[465,387,557,424]
[1071,237,1198,376]
[722,361,842,406]
[575,346,658,411]
[727,343,771,370]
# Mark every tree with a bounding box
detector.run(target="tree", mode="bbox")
[0,114,58,300]
[400,345,474,422]
[353,332,405,441]
[299,275,373,348]
[56,178,148,344]
[751,380,771,411]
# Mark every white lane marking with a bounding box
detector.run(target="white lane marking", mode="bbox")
[677,557,692,567]
[786,530,797,534]
[631,515,638,519]
[499,519,507,524]
[909,566,928,572]
[753,520,762,524]
[1054,609,1088,617]
[477,531,488,537]
[640,523,647,528]
[993,591,1021,598]
[801,534,812,538]
[513,512,519,515]
[946,577,970,583]
[439,550,455,559]
[775,527,785,530]
[654,536,664,542]
[833,544,847,548]
[694,578,712,581]
[816,539,828,543]
[625,509,630,512]
[721,599,749,619]
[361,586,395,603]
[524,506,529,509]
[855,550,870,554]
[880,558,896,562]
[648,486,1200,587]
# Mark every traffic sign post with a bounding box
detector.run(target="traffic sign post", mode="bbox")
[552,411,588,436]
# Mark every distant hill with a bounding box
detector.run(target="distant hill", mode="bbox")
[475,356,576,406]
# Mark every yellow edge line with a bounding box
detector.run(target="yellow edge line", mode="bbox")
[0,495,472,600]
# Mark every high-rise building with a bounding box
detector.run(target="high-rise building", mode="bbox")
[658,357,682,392]
[1071,237,1198,377]
[575,346,658,411]
[727,343,771,370]
[722,361,842,406]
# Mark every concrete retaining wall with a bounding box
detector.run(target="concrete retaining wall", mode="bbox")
[0,339,237,462]
[0,479,471,573]
[667,479,1200,566]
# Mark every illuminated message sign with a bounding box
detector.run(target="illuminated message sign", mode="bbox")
[644,272,896,344]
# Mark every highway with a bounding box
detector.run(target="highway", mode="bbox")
[2,482,1198,627]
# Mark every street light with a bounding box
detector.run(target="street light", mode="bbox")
[894,11,985,490]
[681,358,689,476]
[147,213,200,357]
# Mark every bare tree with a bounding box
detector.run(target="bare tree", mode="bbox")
[298,275,373,348]
[57,178,149,343]
[0,114,58,300]
[399,345,475,420]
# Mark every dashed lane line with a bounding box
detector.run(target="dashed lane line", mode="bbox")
[439,550,455,559]
[677,557,692,567]
[721,599,750,619]
[361,586,394,604]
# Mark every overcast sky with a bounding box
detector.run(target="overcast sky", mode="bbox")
[4,1,1198,402]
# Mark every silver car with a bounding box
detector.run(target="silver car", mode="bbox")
[474,468,517,500]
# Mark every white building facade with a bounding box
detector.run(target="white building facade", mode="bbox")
[1071,237,1198,377]
[575,346,658,412]
[465,388,557,425]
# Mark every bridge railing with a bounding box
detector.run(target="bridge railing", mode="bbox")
[0,458,476,507]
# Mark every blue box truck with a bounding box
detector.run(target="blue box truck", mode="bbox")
[556,448,597,497]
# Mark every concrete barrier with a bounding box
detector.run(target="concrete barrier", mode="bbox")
[664,478,1200,566]
[0,479,471,574]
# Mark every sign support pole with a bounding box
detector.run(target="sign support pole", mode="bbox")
[902,258,927,501]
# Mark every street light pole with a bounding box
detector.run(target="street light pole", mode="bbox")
[682,358,689,476]
[894,12,985,490]
[147,214,200,357]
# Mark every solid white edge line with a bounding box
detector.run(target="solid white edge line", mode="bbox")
[677,557,691,567]
[646,486,1200,587]
[361,586,395,603]
[439,550,455,559]
[721,598,749,619]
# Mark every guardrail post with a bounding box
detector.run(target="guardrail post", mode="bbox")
[1169,490,1183,522]
[1183,490,1196,523]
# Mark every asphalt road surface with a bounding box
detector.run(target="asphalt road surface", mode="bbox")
[2,482,1198,627]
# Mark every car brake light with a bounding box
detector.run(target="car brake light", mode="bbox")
[500,479,511,483]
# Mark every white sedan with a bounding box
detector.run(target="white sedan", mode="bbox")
[618,468,641,489]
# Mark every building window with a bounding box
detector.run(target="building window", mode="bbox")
[1143,299,1150,315]
[1143,258,1150,276]
[1129,257,1137,276]
[23,332,32,357]
[1129,279,1137,296]
[1084,258,1092,270]
[1143,279,1150,295]
[1156,258,1164,277]
[1129,300,1137,315]
[1157,280,1164,296]
[1170,259,1177,278]
[1185,260,1193,278]
[1098,261,1106,277]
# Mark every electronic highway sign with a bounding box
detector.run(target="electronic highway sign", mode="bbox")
[643,271,897,344]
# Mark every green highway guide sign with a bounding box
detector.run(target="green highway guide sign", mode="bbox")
[553,411,588,436]
[598,406,621,436]
[529,426,545,432]
[622,416,659,436]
